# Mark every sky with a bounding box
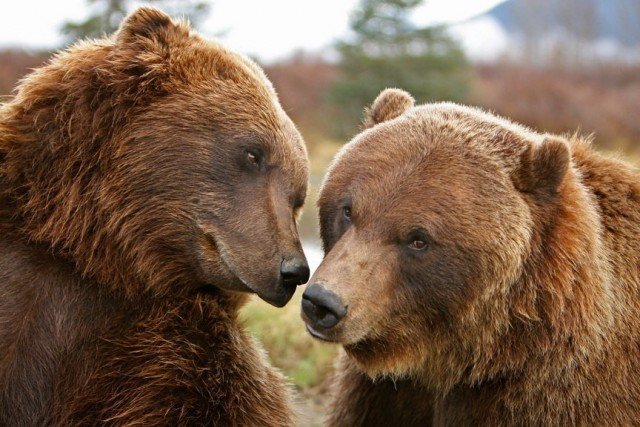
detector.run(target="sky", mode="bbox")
[0,0,508,61]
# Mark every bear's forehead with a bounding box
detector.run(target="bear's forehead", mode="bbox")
[330,103,544,189]
[328,139,504,208]
[150,38,306,162]
[322,107,530,216]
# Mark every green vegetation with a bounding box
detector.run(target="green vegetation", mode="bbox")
[240,291,338,390]
[329,0,470,136]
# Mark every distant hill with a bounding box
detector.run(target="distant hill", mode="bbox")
[482,0,640,47]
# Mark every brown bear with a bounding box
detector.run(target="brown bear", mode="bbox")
[302,88,640,425]
[0,7,309,426]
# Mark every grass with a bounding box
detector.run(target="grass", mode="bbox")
[240,289,338,424]
[240,290,338,391]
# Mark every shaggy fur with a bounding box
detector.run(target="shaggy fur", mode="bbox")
[0,7,308,425]
[306,89,640,425]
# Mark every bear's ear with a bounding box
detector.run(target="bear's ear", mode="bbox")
[512,136,570,197]
[116,7,180,46]
[363,88,414,129]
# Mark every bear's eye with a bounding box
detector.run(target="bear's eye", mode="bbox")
[293,197,305,210]
[405,231,431,251]
[408,239,428,251]
[342,206,352,220]
[245,149,262,168]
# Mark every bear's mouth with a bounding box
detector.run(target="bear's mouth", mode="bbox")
[200,230,294,306]
[306,324,332,342]
[200,230,253,291]
[305,323,341,343]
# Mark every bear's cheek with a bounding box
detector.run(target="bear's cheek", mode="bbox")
[339,276,396,344]
[392,247,475,322]
[343,311,432,379]
[342,253,486,378]
[191,232,248,291]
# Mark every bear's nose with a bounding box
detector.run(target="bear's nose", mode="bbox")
[280,257,310,289]
[302,283,347,329]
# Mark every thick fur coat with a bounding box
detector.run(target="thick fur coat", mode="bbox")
[0,8,308,425]
[306,89,640,426]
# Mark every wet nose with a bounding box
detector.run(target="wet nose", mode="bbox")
[280,257,310,288]
[302,283,347,329]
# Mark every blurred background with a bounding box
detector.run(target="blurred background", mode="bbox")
[2,0,639,419]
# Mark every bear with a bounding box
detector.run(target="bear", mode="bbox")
[302,88,640,425]
[0,7,310,426]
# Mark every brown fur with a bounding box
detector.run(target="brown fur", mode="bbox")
[362,88,415,129]
[0,7,308,425]
[307,89,640,425]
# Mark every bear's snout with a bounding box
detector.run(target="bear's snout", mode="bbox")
[302,283,347,338]
[280,257,310,290]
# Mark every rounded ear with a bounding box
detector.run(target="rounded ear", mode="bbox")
[116,7,180,45]
[112,7,189,93]
[512,136,570,197]
[363,88,414,129]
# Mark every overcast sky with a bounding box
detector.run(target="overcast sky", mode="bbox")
[0,0,507,61]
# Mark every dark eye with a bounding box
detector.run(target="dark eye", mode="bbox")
[293,196,305,210]
[342,206,352,220]
[245,149,261,168]
[406,231,430,251]
[408,239,428,251]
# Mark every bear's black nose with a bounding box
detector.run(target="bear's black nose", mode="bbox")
[302,283,347,329]
[280,257,310,289]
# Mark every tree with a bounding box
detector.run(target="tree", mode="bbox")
[330,0,469,137]
[61,0,210,44]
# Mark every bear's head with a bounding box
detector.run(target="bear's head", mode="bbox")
[0,8,309,306]
[302,89,608,388]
